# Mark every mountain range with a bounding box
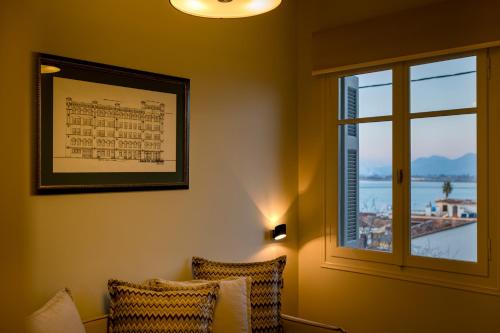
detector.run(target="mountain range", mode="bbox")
[360,153,476,177]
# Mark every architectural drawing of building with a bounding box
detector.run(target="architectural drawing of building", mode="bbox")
[64,97,165,163]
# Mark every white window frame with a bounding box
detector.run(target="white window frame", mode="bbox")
[322,49,497,292]
[325,64,403,266]
[402,52,489,276]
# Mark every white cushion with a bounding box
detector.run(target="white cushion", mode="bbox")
[26,289,86,333]
[148,277,252,333]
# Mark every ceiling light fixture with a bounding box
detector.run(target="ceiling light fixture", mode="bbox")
[169,0,282,19]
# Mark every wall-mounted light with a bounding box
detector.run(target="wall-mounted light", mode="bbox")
[169,0,282,19]
[272,224,286,241]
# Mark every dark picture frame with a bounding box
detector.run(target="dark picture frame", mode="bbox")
[37,53,189,193]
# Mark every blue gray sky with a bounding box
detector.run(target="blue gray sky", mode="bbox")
[352,56,477,166]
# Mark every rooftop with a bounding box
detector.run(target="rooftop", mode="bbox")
[435,199,476,205]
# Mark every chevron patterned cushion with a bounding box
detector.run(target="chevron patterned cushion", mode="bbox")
[108,279,220,333]
[147,277,252,333]
[191,256,286,333]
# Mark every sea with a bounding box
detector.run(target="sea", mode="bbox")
[360,180,477,214]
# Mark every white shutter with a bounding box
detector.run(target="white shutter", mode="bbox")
[340,76,360,245]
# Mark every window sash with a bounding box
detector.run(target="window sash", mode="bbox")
[325,64,403,266]
[403,51,488,276]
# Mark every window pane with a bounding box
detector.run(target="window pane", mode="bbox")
[410,56,477,113]
[339,70,392,119]
[339,121,392,252]
[410,114,477,262]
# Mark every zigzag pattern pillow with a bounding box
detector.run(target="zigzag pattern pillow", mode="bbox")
[108,279,219,333]
[192,256,286,333]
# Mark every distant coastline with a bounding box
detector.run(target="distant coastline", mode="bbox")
[360,174,476,182]
[360,153,476,182]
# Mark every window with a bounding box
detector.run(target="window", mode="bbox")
[326,51,489,278]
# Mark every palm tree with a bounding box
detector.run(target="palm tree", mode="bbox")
[442,180,453,200]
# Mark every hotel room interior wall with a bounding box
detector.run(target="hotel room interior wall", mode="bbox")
[0,1,32,332]
[297,1,500,333]
[313,0,500,72]
[0,0,298,322]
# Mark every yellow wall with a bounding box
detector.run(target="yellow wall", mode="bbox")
[0,0,298,327]
[298,1,500,332]
[0,2,30,332]
[312,0,500,71]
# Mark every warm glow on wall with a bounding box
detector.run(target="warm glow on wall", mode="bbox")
[169,0,282,18]
[40,65,61,74]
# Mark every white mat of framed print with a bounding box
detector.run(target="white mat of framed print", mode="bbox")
[37,54,189,193]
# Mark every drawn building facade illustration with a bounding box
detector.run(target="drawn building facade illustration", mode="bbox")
[65,97,165,163]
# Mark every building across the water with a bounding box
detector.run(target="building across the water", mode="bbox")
[65,98,165,163]
[425,199,477,218]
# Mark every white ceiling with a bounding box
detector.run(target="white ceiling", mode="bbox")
[311,0,449,31]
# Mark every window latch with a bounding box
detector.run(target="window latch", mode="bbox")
[397,169,404,184]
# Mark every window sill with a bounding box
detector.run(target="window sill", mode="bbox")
[321,255,500,296]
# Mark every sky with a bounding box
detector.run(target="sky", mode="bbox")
[347,56,477,166]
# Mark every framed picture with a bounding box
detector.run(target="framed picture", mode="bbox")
[37,53,189,193]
